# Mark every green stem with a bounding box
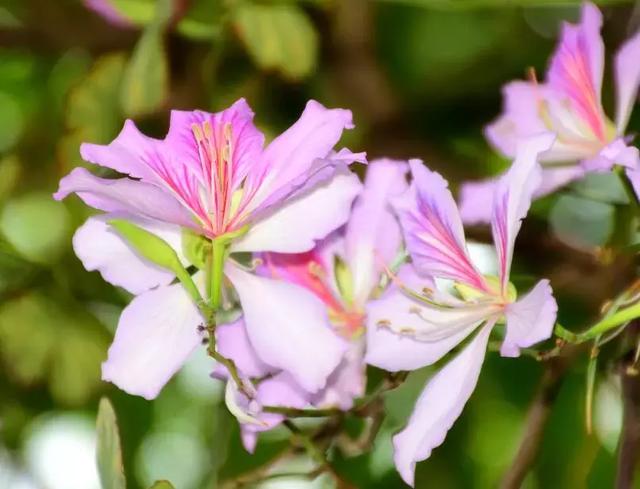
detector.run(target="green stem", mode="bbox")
[577,302,640,341]
[209,238,227,311]
[263,406,340,418]
[283,420,328,468]
[616,166,640,213]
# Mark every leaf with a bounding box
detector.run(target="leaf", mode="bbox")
[0,192,71,264]
[549,194,614,250]
[120,23,169,117]
[60,53,126,173]
[149,481,176,489]
[233,3,318,80]
[96,398,127,489]
[0,90,25,152]
[0,292,109,404]
[0,154,20,202]
[176,0,225,40]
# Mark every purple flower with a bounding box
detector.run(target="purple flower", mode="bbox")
[55,99,365,399]
[366,135,558,486]
[461,2,640,223]
[213,160,408,449]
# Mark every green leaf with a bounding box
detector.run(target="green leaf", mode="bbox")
[0,292,109,404]
[549,194,614,250]
[149,481,176,489]
[182,228,211,270]
[108,0,157,25]
[96,398,127,489]
[233,3,318,80]
[120,24,169,117]
[0,91,25,152]
[109,219,202,304]
[0,192,71,264]
[61,54,126,173]
[0,154,20,202]
[176,0,225,40]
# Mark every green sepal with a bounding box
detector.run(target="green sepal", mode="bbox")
[182,228,210,270]
[108,219,203,307]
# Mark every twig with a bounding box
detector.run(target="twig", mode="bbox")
[616,321,640,489]
[500,351,575,489]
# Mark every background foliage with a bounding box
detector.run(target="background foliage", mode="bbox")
[0,0,639,488]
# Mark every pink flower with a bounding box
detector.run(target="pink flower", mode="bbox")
[213,160,408,449]
[366,135,558,486]
[55,99,365,399]
[461,2,640,223]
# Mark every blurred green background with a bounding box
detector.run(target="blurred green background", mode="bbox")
[1,0,639,487]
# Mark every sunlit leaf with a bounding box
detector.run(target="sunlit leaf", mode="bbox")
[120,24,169,117]
[96,397,127,489]
[61,53,126,172]
[0,91,24,152]
[149,480,176,489]
[0,292,109,404]
[233,3,318,80]
[0,192,71,264]
[0,154,20,202]
[549,194,614,250]
[0,293,56,384]
[176,0,225,40]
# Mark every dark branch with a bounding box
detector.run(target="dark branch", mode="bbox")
[616,321,640,489]
[500,351,574,489]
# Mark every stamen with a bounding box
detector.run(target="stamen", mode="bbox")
[191,123,204,142]
[377,319,391,329]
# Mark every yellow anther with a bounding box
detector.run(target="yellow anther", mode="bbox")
[191,123,204,142]
[203,120,213,140]
[377,319,391,329]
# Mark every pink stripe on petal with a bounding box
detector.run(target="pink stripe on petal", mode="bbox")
[394,161,487,291]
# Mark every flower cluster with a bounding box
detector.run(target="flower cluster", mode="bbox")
[55,2,640,486]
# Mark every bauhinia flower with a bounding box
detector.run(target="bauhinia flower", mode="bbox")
[213,159,408,450]
[460,2,640,224]
[54,99,364,399]
[366,134,558,486]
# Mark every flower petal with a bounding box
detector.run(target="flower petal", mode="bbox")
[163,99,265,186]
[614,31,640,132]
[582,138,640,172]
[232,169,362,253]
[547,2,606,142]
[246,100,355,205]
[501,279,558,357]
[54,167,194,228]
[365,266,489,371]
[491,133,555,292]
[225,264,347,393]
[79,120,161,181]
[346,159,408,305]
[393,160,487,291]
[214,318,276,379]
[459,165,584,225]
[485,81,549,158]
[392,324,492,487]
[73,215,183,294]
[102,280,205,400]
[313,341,366,410]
